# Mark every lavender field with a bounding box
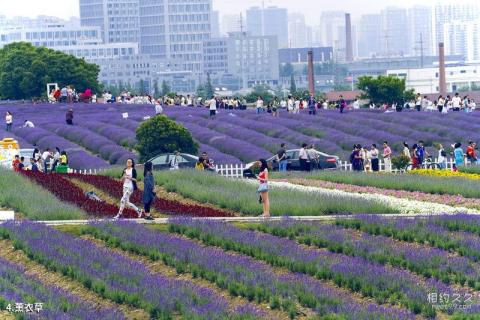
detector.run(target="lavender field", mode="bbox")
[2,103,480,169]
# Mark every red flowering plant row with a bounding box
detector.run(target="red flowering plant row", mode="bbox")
[22,171,137,219]
[69,174,234,217]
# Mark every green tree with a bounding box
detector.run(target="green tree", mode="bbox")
[357,75,413,104]
[245,84,274,104]
[196,84,207,99]
[290,74,297,95]
[0,42,100,99]
[205,73,214,98]
[161,80,170,96]
[280,63,294,77]
[136,115,198,162]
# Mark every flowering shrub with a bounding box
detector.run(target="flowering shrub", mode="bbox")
[70,173,234,217]
[22,171,137,218]
[409,169,480,180]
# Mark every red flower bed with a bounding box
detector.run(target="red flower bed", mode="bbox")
[22,171,137,218]
[69,174,234,217]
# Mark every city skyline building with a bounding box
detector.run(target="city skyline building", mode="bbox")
[246,6,288,48]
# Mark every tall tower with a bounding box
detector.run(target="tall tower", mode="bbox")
[345,13,353,61]
[439,42,447,96]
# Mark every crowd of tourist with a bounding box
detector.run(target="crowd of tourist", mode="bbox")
[11,147,68,173]
[49,86,96,104]
[349,139,478,172]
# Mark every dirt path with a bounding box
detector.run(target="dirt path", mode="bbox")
[0,239,149,320]
[82,234,293,320]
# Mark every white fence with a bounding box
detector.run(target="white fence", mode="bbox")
[213,157,471,178]
[215,164,245,178]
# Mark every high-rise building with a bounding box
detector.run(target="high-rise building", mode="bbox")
[79,0,139,43]
[357,14,382,58]
[288,13,309,48]
[211,11,220,38]
[408,6,433,58]
[221,14,242,35]
[443,19,480,61]
[434,2,479,54]
[138,0,212,74]
[246,6,288,48]
[381,7,409,56]
[319,11,345,48]
[204,32,279,88]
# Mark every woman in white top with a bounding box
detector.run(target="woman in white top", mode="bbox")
[437,144,447,170]
[299,143,309,171]
[5,111,12,132]
[256,97,264,114]
[402,142,411,161]
[115,158,143,219]
[209,96,217,117]
[287,96,294,113]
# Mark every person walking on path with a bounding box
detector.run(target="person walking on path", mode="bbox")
[257,159,270,218]
[142,161,155,221]
[66,109,74,125]
[383,141,392,172]
[115,158,143,219]
[277,143,288,172]
[5,111,12,131]
[299,143,309,171]
[370,144,379,172]
[454,143,465,167]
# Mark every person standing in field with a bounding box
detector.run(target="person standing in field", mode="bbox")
[370,144,379,172]
[299,143,309,171]
[411,144,419,170]
[257,159,270,218]
[308,94,316,115]
[402,142,411,162]
[277,143,288,172]
[339,95,346,113]
[382,141,392,172]
[115,158,143,219]
[466,141,478,164]
[5,111,12,131]
[454,143,464,167]
[142,161,155,221]
[209,96,217,118]
[438,144,447,169]
[256,96,264,114]
[66,109,74,125]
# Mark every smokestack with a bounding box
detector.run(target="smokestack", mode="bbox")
[345,13,353,62]
[439,42,446,96]
[307,50,315,96]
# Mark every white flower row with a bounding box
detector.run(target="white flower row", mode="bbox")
[267,181,479,215]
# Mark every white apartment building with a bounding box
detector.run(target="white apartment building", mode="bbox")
[387,64,480,93]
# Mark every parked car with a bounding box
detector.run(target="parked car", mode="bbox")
[148,153,215,171]
[243,149,339,178]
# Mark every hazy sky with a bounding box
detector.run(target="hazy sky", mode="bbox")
[0,0,473,24]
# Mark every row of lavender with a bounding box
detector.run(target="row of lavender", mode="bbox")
[4,103,480,168]
[168,218,480,318]
[0,221,264,319]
